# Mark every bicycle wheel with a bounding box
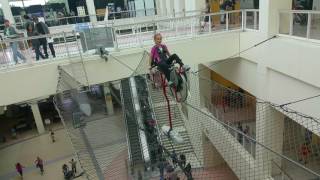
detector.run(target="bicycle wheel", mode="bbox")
[169,70,188,102]
[177,74,188,102]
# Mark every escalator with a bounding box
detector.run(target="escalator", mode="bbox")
[120,78,144,166]
[134,76,162,165]
[120,76,164,178]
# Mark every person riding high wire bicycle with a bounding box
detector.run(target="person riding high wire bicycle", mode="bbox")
[150,33,190,89]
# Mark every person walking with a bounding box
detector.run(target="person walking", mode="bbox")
[3,19,26,64]
[50,129,55,143]
[15,162,24,178]
[69,159,77,175]
[201,0,211,31]
[33,17,55,58]
[35,156,44,175]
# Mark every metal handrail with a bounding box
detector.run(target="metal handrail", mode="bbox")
[3,9,257,38]
[279,10,320,14]
[129,76,151,164]
[278,9,320,40]
[271,160,294,180]
[119,80,135,167]
[112,10,246,29]
[0,10,251,44]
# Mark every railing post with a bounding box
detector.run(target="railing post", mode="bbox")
[0,39,9,67]
[289,13,293,35]
[306,13,311,39]
[209,15,212,33]
[190,18,194,37]
[242,10,246,31]
[226,12,229,31]
[139,25,143,47]
[254,11,258,30]
[63,31,71,58]
[175,19,178,37]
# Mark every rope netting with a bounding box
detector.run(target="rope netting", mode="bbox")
[110,51,320,180]
[54,48,320,180]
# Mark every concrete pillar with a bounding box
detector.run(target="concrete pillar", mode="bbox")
[161,0,167,15]
[30,103,45,134]
[103,83,114,115]
[198,64,211,109]
[202,133,226,168]
[64,0,70,13]
[0,0,15,23]
[173,0,186,16]
[259,0,292,37]
[165,0,174,16]
[185,0,196,12]
[195,0,206,12]
[85,0,97,23]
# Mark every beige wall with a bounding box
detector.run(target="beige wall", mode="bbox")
[0,32,240,106]
[202,133,226,168]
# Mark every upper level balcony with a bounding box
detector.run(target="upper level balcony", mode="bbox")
[0,9,259,71]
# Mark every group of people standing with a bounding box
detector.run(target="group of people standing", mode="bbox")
[3,15,56,64]
[62,159,77,179]
[23,15,56,60]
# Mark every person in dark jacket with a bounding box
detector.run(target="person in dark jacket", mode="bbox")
[33,16,55,58]
[27,25,45,60]
[23,15,34,31]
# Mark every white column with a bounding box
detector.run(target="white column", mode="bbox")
[30,103,45,134]
[0,0,14,23]
[195,0,205,12]
[161,0,167,15]
[185,0,196,14]
[144,0,155,16]
[64,0,70,13]
[259,0,292,37]
[165,0,174,16]
[174,0,185,15]
[103,83,114,115]
[85,0,97,23]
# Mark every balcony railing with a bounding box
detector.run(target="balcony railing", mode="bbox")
[0,9,259,70]
[5,9,157,30]
[279,10,320,41]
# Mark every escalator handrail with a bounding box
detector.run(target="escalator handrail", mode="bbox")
[119,80,133,165]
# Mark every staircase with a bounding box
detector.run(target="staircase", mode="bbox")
[147,81,201,167]
[120,78,144,166]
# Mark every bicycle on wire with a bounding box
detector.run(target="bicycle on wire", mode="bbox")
[150,61,189,103]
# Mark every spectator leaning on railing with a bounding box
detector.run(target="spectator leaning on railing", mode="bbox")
[3,19,26,64]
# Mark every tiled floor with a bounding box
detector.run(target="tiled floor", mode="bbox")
[0,123,63,150]
[0,128,84,180]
